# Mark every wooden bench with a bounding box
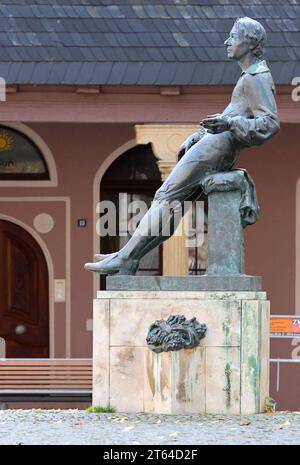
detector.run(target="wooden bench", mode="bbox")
[0,359,92,402]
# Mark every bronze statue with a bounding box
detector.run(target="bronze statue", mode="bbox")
[85,17,279,275]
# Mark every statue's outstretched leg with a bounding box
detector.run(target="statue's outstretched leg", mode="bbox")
[84,197,184,274]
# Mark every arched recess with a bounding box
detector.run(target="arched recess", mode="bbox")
[92,139,137,296]
[99,142,162,289]
[0,214,55,357]
[0,122,58,187]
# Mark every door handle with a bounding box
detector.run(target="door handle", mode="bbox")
[14,325,27,335]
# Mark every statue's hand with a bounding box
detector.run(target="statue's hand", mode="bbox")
[201,114,231,134]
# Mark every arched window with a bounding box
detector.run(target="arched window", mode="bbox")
[100,144,162,285]
[0,125,49,180]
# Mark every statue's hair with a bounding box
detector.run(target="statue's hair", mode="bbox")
[234,17,266,58]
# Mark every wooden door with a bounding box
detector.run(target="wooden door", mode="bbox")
[0,220,49,357]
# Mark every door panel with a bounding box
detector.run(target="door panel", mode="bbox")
[0,220,49,357]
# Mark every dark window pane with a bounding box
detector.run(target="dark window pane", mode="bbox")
[102,143,161,182]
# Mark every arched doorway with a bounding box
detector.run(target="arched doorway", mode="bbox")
[0,220,49,357]
[100,143,162,288]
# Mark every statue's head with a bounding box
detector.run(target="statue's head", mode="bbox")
[224,17,266,61]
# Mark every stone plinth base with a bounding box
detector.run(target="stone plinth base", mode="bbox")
[106,275,261,291]
[93,290,270,415]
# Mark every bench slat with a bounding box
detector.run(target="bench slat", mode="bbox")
[0,359,93,396]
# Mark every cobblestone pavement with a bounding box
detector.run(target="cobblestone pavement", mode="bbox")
[0,410,299,445]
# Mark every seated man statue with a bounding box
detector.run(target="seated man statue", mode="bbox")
[85,16,279,275]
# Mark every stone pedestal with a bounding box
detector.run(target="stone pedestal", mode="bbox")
[207,191,244,275]
[93,289,270,414]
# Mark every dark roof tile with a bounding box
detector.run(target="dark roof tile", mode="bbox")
[284,32,300,47]
[75,62,98,84]
[123,63,143,85]
[204,47,226,61]
[13,62,36,84]
[106,62,128,85]
[155,62,178,85]
[52,5,67,19]
[172,62,196,85]
[112,19,134,33]
[7,62,24,83]
[61,62,83,84]
[126,18,148,33]
[201,7,217,20]
[90,62,113,84]
[165,5,182,20]
[89,47,108,61]
[47,62,68,83]
[190,63,212,85]
[135,62,162,85]
[131,5,148,20]
[30,62,54,84]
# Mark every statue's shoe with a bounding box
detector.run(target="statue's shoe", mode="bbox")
[84,254,139,275]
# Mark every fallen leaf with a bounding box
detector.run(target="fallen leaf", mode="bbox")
[112,417,128,423]
[279,420,291,429]
[122,425,134,432]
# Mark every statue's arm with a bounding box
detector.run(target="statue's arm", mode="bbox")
[226,74,280,147]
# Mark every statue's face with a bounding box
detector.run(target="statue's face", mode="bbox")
[224,24,251,60]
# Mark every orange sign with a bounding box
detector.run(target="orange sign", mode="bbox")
[270,317,300,335]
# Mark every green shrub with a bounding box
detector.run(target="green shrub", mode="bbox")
[85,405,116,413]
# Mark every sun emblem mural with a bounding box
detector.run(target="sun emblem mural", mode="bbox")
[0,125,49,179]
[0,131,13,152]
